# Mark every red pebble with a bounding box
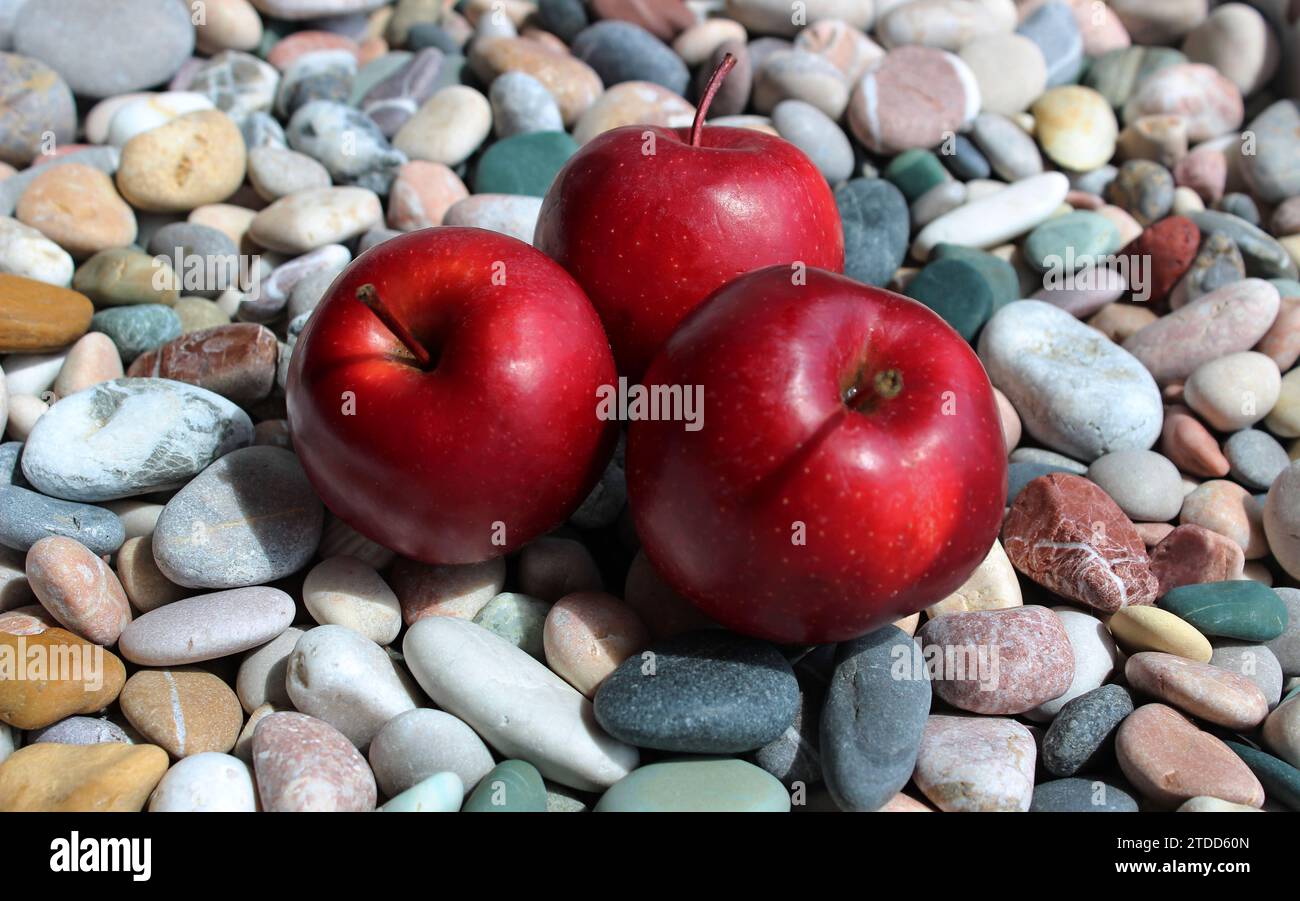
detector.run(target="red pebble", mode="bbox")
[1148,523,1245,596]
[1118,215,1199,308]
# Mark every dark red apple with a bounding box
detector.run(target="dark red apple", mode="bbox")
[286,227,617,564]
[627,266,1007,644]
[535,55,845,381]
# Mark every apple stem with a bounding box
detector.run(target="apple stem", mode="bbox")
[690,52,736,147]
[356,283,432,369]
[873,369,903,400]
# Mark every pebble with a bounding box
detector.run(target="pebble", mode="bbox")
[1124,279,1281,384]
[1031,778,1139,812]
[1127,651,1269,729]
[979,301,1161,462]
[920,606,1073,715]
[752,50,849,120]
[284,625,416,748]
[50,332,122,398]
[572,81,694,146]
[1023,211,1120,273]
[835,178,909,288]
[1086,449,1184,522]
[1105,159,1174,228]
[472,592,550,658]
[541,591,649,697]
[1183,351,1281,431]
[13,0,194,98]
[1226,429,1289,491]
[127,323,279,407]
[912,715,1036,813]
[25,535,130,645]
[403,616,638,792]
[927,539,1021,617]
[970,113,1042,183]
[442,193,542,244]
[115,111,247,214]
[1031,607,1122,721]
[958,33,1047,117]
[1108,605,1213,661]
[1117,703,1264,808]
[1122,62,1243,143]
[89,306,181,365]
[1212,642,1283,708]
[463,759,548,812]
[0,52,75,168]
[0,274,92,354]
[1265,589,1300,677]
[771,100,852,184]
[472,130,576,197]
[0,218,74,286]
[571,21,689,96]
[148,751,257,812]
[0,742,168,811]
[16,163,137,266]
[1149,524,1245,595]
[848,46,978,156]
[120,668,243,757]
[913,172,1069,261]
[118,586,294,666]
[1239,100,1300,205]
[27,716,130,746]
[1161,403,1229,477]
[904,258,992,342]
[249,187,382,254]
[1187,211,1298,281]
[0,485,125,556]
[792,19,882,82]
[114,533,185,612]
[489,70,564,139]
[1042,684,1134,776]
[467,37,601,127]
[820,625,931,812]
[251,711,376,812]
[594,630,798,754]
[152,446,322,589]
[379,771,464,813]
[286,101,405,193]
[22,378,252,503]
[389,557,505,624]
[360,48,455,138]
[595,756,789,812]
[302,555,399,645]
[247,147,331,202]
[368,707,494,798]
[518,536,603,602]
[1017,1,1083,88]
[1225,741,1300,810]
[1180,479,1267,560]
[73,248,180,308]
[0,627,125,729]
[1264,696,1300,767]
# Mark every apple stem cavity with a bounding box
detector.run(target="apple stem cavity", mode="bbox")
[843,367,903,412]
[690,52,737,147]
[356,283,433,369]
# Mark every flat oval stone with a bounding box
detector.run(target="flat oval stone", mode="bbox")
[442,193,542,244]
[1223,741,1300,811]
[1240,100,1300,205]
[379,771,464,812]
[542,590,649,698]
[1266,588,1300,677]
[1002,473,1159,612]
[471,130,576,197]
[120,668,243,758]
[286,100,405,193]
[26,535,131,645]
[115,110,247,214]
[914,172,1069,261]
[1027,607,1120,721]
[147,751,257,812]
[392,85,491,168]
[118,586,295,666]
[848,45,978,156]
[1126,651,1269,730]
[153,446,324,589]
[594,757,790,812]
[0,742,168,811]
[1123,62,1243,143]
[913,715,1036,812]
[1108,604,1213,661]
[1264,696,1300,768]
[980,300,1162,461]
[1159,580,1289,642]
[1186,211,1296,280]
[1042,683,1134,777]
[27,716,131,746]
[1030,778,1138,812]
[1087,449,1184,522]
[234,626,302,713]
[0,485,125,557]
[904,258,992,342]
[126,323,279,407]
[252,711,376,812]
[593,630,799,754]
[302,555,400,646]
[368,707,494,798]
[0,627,125,729]
[73,248,180,307]
[20,378,253,503]
[284,624,417,749]
[462,759,548,812]
[248,186,383,254]
[1225,429,1290,490]
[1117,703,1263,808]
[403,616,638,792]
[571,21,689,96]
[0,274,93,354]
[771,99,853,183]
[820,625,930,812]
[89,305,182,365]
[919,605,1074,715]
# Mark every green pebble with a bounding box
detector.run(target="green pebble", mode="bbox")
[463,760,548,812]
[884,149,947,203]
[904,258,994,342]
[1225,742,1300,811]
[1158,580,1289,642]
[1084,46,1187,109]
[1023,211,1122,273]
[90,304,182,364]
[1270,278,1300,299]
[472,131,577,197]
[380,772,464,812]
[931,243,1020,311]
[595,758,790,812]
[472,592,550,659]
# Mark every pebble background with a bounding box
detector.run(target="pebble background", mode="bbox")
[1,0,1300,813]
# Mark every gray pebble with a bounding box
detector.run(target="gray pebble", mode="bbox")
[1210,641,1284,708]
[489,71,564,140]
[1086,449,1184,521]
[0,484,125,556]
[771,100,853,184]
[287,100,407,195]
[27,716,131,746]
[571,21,690,96]
[1226,429,1291,490]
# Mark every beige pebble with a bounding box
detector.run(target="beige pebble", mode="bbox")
[573,81,695,145]
[302,555,401,646]
[15,164,137,260]
[115,535,188,613]
[116,111,247,213]
[248,187,383,254]
[1183,351,1281,431]
[542,591,650,697]
[4,393,47,441]
[1180,479,1268,559]
[394,86,493,167]
[1107,606,1213,661]
[927,539,1022,618]
[673,19,747,67]
[51,332,123,399]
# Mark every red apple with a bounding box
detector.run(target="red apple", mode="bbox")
[626,266,1008,644]
[535,55,844,381]
[286,227,617,564]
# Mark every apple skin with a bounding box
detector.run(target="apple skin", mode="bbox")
[534,124,844,381]
[286,227,618,565]
[626,265,1008,644]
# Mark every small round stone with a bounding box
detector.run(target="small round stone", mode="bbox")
[542,591,650,697]
[594,757,790,812]
[368,707,494,798]
[302,555,400,646]
[148,751,257,812]
[1042,683,1134,777]
[251,711,376,812]
[116,111,247,214]
[120,668,243,758]
[25,535,131,645]
[1184,351,1281,432]
[1087,449,1184,521]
